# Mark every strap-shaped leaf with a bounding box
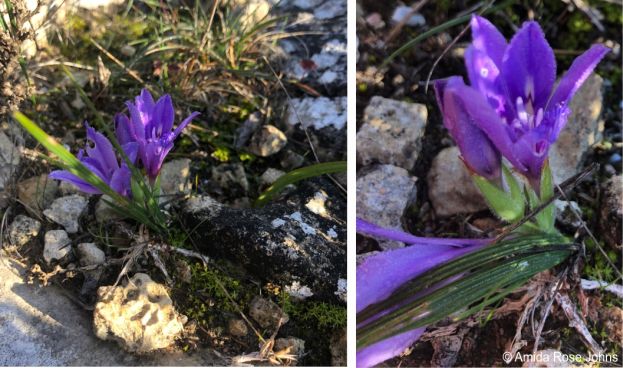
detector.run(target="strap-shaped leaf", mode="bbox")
[357,234,575,349]
[255,161,346,207]
[357,233,567,322]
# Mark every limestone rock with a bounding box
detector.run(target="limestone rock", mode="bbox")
[249,296,289,329]
[159,158,192,196]
[0,131,20,190]
[357,97,427,170]
[285,97,347,131]
[210,163,249,196]
[600,175,622,249]
[76,243,105,266]
[8,215,41,247]
[43,194,88,233]
[228,318,248,337]
[356,164,417,249]
[248,125,287,157]
[549,74,604,183]
[427,147,487,217]
[43,230,72,264]
[93,273,185,352]
[274,337,305,358]
[260,168,286,186]
[17,174,58,217]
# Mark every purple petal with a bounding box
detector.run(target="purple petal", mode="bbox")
[547,44,610,110]
[121,142,139,164]
[172,111,200,139]
[443,86,501,179]
[126,101,146,138]
[465,46,506,114]
[357,329,425,368]
[357,218,489,248]
[114,113,135,145]
[501,21,555,111]
[109,166,132,197]
[470,15,507,66]
[49,170,101,194]
[135,88,155,122]
[451,84,528,173]
[85,123,119,176]
[356,235,489,313]
[153,94,175,135]
[512,128,550,182]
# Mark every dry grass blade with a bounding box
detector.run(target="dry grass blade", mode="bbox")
[90,38,144,84]
[555,291,604,355]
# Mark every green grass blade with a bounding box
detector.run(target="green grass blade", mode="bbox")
[382,0,515,68]
[254,161,346,207]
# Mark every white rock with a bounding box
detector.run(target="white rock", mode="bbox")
[248,125,287,157]
[93,273,186,352]
[391,6,426,26]
[76,243,105,266]
[159,158,192,196]
[427,147,487,217]
[43,230,72,264]
[260,168,286,186]
[335,278,347,303]
[43,194,88,233]
[356,164,417,249]
[0,131,20,190]
[357,96,428,170]
[285,97,347,130]
[314,0,346,20]
[292,0,324,9]
[285,281,314,300]
[550,74,604,183]
[8,215,41,247]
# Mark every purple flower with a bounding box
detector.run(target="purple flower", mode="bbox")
[435,15,609,185]
[115,89,199,182]
[433,76,501,179]
[356,218,490,367]
[50,123,138,197]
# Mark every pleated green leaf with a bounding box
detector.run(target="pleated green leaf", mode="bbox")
[357,233,575,349]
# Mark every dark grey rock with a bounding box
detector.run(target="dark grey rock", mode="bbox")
[181,183,345,302]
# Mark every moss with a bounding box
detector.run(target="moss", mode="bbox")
[279,292,346,330]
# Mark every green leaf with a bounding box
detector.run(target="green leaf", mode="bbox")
[539,160,555,231]
[472,173,524,223]
[357,234,575,349]
[254,161,346,207]
[357,233,569,323]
